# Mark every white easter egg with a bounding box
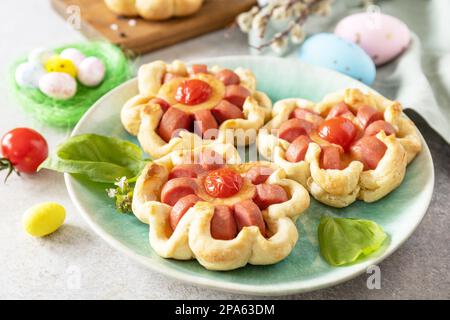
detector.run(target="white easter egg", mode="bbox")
[60,48,86,67]
[28,47,54,64]
[77,57,106,87]
[15,61,47,88]
[39,72,77,100]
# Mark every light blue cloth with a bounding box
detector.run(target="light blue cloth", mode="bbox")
[371,0,450,143]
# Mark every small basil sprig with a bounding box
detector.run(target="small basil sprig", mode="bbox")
[107,177,134,214]
[318,216,387,266]
[39,134,148,183]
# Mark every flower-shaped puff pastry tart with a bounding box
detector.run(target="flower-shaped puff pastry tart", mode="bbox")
[121,60,272,159]
[132,143,309,270]
[104,0,204,21]
[258,88,422,208]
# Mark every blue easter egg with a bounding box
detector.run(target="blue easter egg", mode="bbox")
[298,33,376,85]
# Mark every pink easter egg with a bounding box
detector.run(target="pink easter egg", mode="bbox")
[335,13,411,66]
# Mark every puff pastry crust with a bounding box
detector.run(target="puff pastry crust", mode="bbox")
[104,0,204,20]
[258,88,422,208]
[121,60,272,159]
[132,143,310,270]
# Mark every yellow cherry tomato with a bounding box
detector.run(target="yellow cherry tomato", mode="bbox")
[23,202,66,237]
[44,55,77,77]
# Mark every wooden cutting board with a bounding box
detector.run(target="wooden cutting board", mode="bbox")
[51,0,256,54]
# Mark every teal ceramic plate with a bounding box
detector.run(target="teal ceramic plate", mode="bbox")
[65,56,434,295]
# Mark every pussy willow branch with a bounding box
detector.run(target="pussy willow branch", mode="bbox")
[256,0,300,38]
[250,0,325,51]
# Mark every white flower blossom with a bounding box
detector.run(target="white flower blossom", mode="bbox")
[106,188,117,198]
[114,176,127,191]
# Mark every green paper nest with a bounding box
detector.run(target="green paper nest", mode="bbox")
[11,42,134,128]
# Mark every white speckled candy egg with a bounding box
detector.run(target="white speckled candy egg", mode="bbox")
[77,57,106,87]
[335,13,411,66]
[15,61,47,88]
[39,72,77,100]
[298,33,376,85]
[60,48,86,67]
[28,47,54,64]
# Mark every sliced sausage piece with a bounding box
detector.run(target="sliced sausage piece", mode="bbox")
[224,85,251,108]
[290,107,319,119]
[364,120,396,137]
[278,118,314,143]
[326,102,353,119]
[350,136,387,170]
[211,205,237,240]
[150,98,171,113]
[161,177,198,206]
[193,109,218,139]
[215,69,240,86]
[169,164,206,179]
[285,135,312,163]
[244,166,275,185]
[157,107,192,143]
[211,100,244,124]
[190,64,208,74]
[170,194,203,230]
[320,145,342,170]
[357,105,383,128]
[290,107,323,127]
[163,73,180,84]
[289,108,322,122]
[199,149,224,171]
[253,184,289,210]
[233,200,266,236]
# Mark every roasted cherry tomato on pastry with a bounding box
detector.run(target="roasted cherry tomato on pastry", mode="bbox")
[203,167,243,198]
[318,117,357,150]
[1,128,48,180]
[175,79,212,105]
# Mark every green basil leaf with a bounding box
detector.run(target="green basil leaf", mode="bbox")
[318,216,387,266]
[40,134,147,183]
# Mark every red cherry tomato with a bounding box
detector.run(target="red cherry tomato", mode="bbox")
[203,167,243,198]
[318,117,357,150]
[175,79,212,105]
[1,128,48,174]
